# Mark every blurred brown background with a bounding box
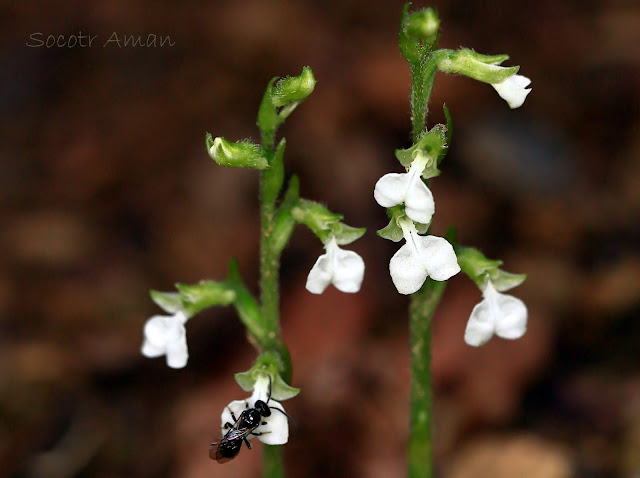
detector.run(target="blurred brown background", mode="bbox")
[1,0,639,477]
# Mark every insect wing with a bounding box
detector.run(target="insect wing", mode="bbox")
[209,439,241,463]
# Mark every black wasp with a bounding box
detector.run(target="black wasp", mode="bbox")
[209,377,292,463]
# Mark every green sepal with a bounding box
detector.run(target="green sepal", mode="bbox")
[206,134,268,169]
[395,125,447,178]
[234,351,300,400]
[437,48,519,84]
[257,78,279,146]
[329,223,366,246]
[271,175,300,255]
[262,138,286,205]
[292,199,364,245]
[272,66,316,108]
[149,290,183,314]
[377,205,406,242]
[227,259,268,343]
[377,205,429,242]
[456,246,526,291]
[487,269,527,292]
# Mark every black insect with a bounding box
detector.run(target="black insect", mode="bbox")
[209,377,292,463]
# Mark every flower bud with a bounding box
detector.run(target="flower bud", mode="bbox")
[271,66,316,108]
[406,8,440,45]
[205,134,268,169]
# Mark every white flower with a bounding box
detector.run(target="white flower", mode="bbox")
[464,280,528,346]
[374,155,435,224]
[491,74,532,109]
[306,237,365,294]
[221,375,289,445]
[389,219,460,294]
[141,310,189,369]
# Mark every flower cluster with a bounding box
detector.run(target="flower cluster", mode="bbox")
[375,153,460,295]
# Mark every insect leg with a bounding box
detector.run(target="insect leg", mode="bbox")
[250,431,271,436]
[244,438,252,449]
[223,422,233,429]
[226,406,238,422]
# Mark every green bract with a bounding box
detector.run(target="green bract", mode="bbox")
[292,199,365,245]
[272,66,316,108]
[456,246,526,291]
[150,280,236,318]
[205,134,268,169]
[406,7,440,45]
[395,124,447,177]
[437,48,519,85]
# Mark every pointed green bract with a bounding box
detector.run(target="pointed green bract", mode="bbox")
[206,135,269,169]
[292,199,365,245]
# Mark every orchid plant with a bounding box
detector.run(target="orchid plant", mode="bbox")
[140,4,530,478]
[374,6,530,477]
[140,66,365,476]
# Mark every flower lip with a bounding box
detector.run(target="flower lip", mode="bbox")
[305,237,365,294]
[141,311,189,368]
[491,74,532,109]
[464,279,528,346]
[388,219,460,295]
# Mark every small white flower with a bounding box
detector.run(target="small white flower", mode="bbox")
[221,375,289,445]
[374,155,435,224]
[141,310,189,369]
[491,74,532,109]
[389,219,460,295]
[464,280,528,346]
[306,237,365,294]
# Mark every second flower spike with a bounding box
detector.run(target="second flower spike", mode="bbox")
[306,237,365,294]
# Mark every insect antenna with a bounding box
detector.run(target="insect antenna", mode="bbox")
[269,405,297,425]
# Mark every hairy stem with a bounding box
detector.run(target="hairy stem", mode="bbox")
[408,279,446,478]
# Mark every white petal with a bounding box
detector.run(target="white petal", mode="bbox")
[493,293,528,340]
[404,174,435,224]
[416,235,460,281]
[332,248,365,293]
[389,242,428,295]
[374,172,410,208]
[464,300,496,346]
[305,253,332,294]
[165,330,188,368]
[491,74,532,109]
[143,315,172,348]
[256,401,289,445]
[221,399,250,434]
[140,339,165,358]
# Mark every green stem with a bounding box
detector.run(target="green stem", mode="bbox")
[410,57,440,140]
[407,45,446,478]
[259,131,286,478]
[263,444,285,478]
[408,279,446,478]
